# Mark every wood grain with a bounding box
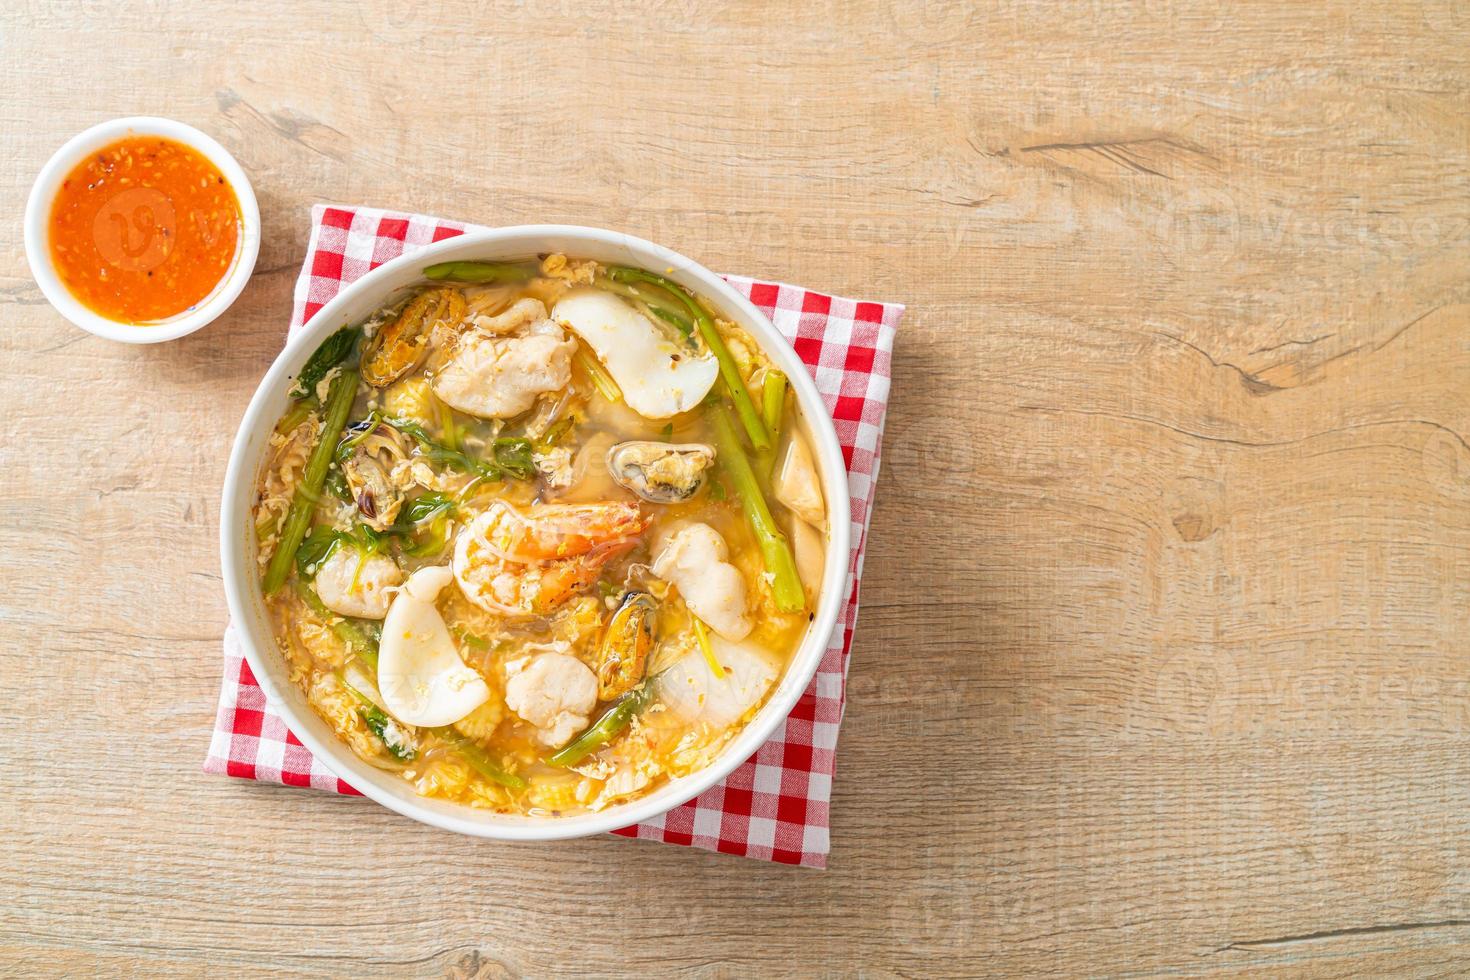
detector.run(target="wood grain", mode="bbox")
[3,0,1469,975]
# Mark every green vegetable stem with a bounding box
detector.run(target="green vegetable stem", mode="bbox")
[274,397,317,435]
[263,368,360,594]
[422,261,535,284]
[707,401,805,613]
[291,579,380,670]
[592,274,694,338]
[575,348,623,404]
[761,370,786,438]
[548,680,658,768]
[433,730,527,790]
[605,266,770,451]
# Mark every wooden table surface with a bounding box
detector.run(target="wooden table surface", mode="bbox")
[4,1,1469,975]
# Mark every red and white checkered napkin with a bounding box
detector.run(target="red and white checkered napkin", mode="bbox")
[206,205,902,867]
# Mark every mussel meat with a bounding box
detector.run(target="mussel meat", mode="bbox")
[340,420,412,530]
[595,591,657,700]
[361,286,467,388]
[605,441,715,503]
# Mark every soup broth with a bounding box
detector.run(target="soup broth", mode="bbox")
[252,255,827,815]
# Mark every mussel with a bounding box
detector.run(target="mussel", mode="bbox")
[361,286,467,388]
[339,420,412,530]
[595,591,657,700]
[605,441,716,503]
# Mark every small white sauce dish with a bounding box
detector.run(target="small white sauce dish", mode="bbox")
[23,116,261,345]
[220,226,852,841]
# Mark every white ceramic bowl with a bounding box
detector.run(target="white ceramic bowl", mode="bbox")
[24,116,261,344]
[221,227,851,840]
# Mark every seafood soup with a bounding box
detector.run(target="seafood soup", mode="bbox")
[252,254,828,815]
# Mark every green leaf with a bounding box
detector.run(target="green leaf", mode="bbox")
[359,704,415,761]
[295,525,343,578]
[398,491,456,527]
[349,523,385,554]
[293,327,360,398]
[342,413,537,484]
[342,682,415,761]
[362,709,415,761]
[401,515,450,557]
[296,522,383,578]
[534,417,576,452]
[388,492,456,558]
[380,414,433,445]
[493,438,536,481]
[325,469,352,503]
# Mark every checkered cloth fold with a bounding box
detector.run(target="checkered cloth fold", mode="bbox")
[206,205,901,867]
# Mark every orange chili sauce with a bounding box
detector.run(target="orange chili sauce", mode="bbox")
[48,136,241,324]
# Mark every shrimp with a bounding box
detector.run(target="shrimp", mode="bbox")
[477,500,648,562]
[453,501,649,617]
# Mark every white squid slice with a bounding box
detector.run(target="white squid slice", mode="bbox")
[377,565,490,727]
[774,431,825,529]
[658,636,778,729]
[343,659,389,712]
[787,515,825,605]
[551,287,718,419]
